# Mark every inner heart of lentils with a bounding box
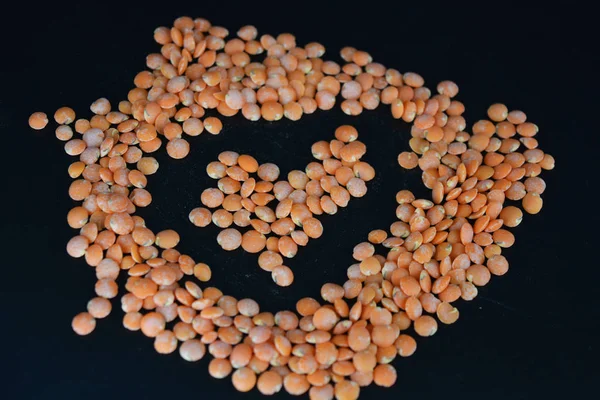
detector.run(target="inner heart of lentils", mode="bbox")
[29,16,555,400]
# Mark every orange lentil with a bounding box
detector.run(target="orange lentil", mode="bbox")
[204,117,223,134]
[72,312,96,335]
[154,329,178,354]
[217,228,242,251]
[373,364,397,387]
[209,358,233,379]
[499,206,523,227]
[398,152,419,169]
[189,207,212,227]
[232,367,257,392]
[140,312,166,338]
[487,103,508,122]
[179,339,206,362]
[413,315,438,337]
[335,380,360,400]
[261,101,284,121]
[436,302,460,324]
[257,371,283,395]
[29,112,49,130]
[272,265,294,287]
[155,230,180,249]
[241,230,266,253]
[522,192,543,214]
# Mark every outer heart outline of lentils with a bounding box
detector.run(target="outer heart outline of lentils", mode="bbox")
[34,16,556,399]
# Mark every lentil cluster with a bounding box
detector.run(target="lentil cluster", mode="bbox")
[30,16,555,400]
[190,126,371,286]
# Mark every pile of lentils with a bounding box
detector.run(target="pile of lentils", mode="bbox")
[189,126,372,287]
[28,15,555,400]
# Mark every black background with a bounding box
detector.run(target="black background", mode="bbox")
[1,1,597,399]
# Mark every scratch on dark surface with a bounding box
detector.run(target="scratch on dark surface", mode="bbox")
[479,295,520,314]
[272,138,286,151]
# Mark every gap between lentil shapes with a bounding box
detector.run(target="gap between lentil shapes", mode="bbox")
[29,16,555,400]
